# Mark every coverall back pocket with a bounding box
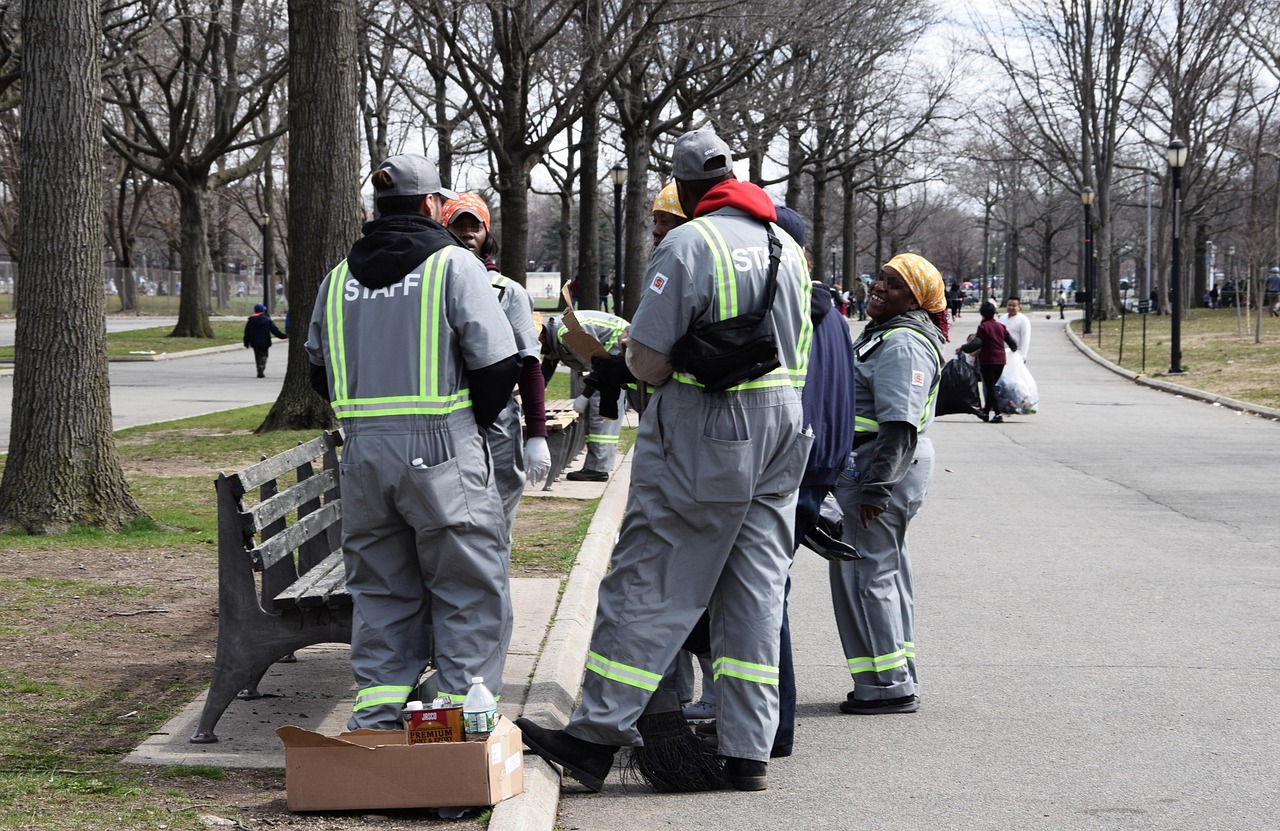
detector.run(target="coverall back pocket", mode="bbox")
[405,457,474,530]
[693,435,752,502]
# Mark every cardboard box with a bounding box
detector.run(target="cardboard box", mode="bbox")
[276,716,523,811]
[404,704,464,744]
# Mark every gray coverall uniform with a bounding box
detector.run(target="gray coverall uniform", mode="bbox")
[831,311,943,701]
[305,248,517,729]
[487,273,541,540]
[565,209,814,764]
[545,310,629,474]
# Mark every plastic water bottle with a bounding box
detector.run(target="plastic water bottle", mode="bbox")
[462,676,497,738]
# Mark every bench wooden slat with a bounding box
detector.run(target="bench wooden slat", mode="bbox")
[273,549,350,609]
[234,435,329,492]
[250,500,342,571]
[243,469,335,535]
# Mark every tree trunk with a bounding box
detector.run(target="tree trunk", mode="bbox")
[621,137,650,319]
[578,97,602,313]
[256,0,361,433]
[841,174,856,292]
[0,0,145,533]
[170,183,215,338]
[497,157,534,286]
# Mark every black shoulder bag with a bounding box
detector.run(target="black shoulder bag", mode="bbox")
[668,222,783,394]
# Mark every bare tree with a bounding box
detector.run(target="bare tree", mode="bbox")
[102,0,288,338]
[256,0,362,431]
[979,0,1156,321]
[0,0,145,533]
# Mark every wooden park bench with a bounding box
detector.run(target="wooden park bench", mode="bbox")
[190,432,351,743]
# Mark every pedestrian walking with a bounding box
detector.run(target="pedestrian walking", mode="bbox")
[960,300,1019,423]
[304,153,521,730]
[441,192,551,538]
[1000,295,1031,361]
[242,303,285,378]
[830,253,948,715]
[517,126,813,794]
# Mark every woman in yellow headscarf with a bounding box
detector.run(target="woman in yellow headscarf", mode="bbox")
[829,252,948,715]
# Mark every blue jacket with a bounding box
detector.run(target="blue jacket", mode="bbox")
[243,312,286,350]
[801,283,857,487]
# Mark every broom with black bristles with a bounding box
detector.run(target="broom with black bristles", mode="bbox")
[622,616,727,793]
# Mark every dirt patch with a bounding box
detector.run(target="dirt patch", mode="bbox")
[0,496,591,829]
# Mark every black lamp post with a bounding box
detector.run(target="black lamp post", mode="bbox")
[1167,138,1188,374]
[609,162,626,317]
[1081,186,1094,335]
[258,213,272,314]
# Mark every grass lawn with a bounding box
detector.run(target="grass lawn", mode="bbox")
[0,321,249,361]
[1071,307,1280,409]
[0,403,618,830]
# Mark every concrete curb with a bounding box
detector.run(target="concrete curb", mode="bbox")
[1064,321,1280,420]
[488,451,631,831]
[0,343,242,372]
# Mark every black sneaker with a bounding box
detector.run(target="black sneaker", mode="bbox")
[566,468,609,482]
[723,757,767,791]
[514,718,618,793]
[991,414,1004,424]
[839,693,919,715]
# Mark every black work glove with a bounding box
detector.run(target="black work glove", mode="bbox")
[800,513,861,561]
[582,354,634,420]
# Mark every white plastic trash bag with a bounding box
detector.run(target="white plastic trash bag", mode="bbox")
[996,351,1038,415]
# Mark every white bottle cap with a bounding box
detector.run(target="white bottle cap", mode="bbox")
[404,700,424,711]
[471,676,484,684]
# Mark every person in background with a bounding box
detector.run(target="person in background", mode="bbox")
[243,303,285,378]
[999,295,1031,362]
[852,278,868,320]
[960,300,1018,423]
[1057,290,1067,319]
[304,153,520,730]
[1265,266,1280,316]
[441,192,552,535]
[651,180,686,248]
[540,309,630,482]
[831,253,948,716]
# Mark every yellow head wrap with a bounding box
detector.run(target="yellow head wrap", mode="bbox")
[884,253,946,314]
[652,181,686,218]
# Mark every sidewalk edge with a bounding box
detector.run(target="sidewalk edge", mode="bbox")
[488,451,631,831]
[1064,322,1280,421]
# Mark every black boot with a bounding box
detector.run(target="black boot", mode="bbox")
[515,718,617,793]
[723,757,768,791]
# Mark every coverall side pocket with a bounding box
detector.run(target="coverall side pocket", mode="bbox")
[759,429,814,497]
[407,457,474,529]
[693,435,753,502]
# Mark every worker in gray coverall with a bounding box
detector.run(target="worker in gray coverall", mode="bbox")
[517,126,813,794]
[441,192,551,540]
[304,154,521,730]
[539,310,629,482]
[831,253,948,716]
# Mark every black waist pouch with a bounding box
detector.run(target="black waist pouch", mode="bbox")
[668,223,783,394]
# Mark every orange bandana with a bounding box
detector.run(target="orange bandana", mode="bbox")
[441,191,491,229]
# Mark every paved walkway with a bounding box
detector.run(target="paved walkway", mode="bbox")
[523,314,1280,831]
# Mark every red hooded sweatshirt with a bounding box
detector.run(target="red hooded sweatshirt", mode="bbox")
[693,179,778,222]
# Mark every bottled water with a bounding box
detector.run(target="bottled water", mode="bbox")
[462,676,497,737]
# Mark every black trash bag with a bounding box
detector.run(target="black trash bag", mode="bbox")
[936,357,983,417]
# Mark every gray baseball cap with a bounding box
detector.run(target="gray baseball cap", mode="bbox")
[375,153,459,200]
[672,127,734,181]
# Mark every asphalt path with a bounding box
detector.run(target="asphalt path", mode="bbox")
[0,317,285,453]
[556,313,1280,830]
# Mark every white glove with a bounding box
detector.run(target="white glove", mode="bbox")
[572,394,590,414]
[524,436,551,488]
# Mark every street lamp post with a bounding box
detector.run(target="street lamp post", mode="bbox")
[609,162,627,317]
[1081,186,1095,335]
[1167,138,1188,374]
[258,213,272,314]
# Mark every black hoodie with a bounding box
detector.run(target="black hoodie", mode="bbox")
[347,213,460,289]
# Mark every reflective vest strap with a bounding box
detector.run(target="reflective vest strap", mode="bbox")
[325,261,351,402]
[421,251,449,398]
[584,651,662,692]
[689,218,737,318]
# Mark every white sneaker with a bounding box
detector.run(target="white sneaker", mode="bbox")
[682,699,716,722]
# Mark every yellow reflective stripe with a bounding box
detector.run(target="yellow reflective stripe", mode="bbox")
[585,433,620,443]
[881,327,942,428]
[585,651,661,692]
[352,684,414,712]
[855,416,878,432]
[846,649,909,675]
[690,218,736,318]
[904,641,916,659]
[326,262,351,402]
[712,656,780,685]
[437,691,502,704]
[786,228,814,387]
[422,252,449,399]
